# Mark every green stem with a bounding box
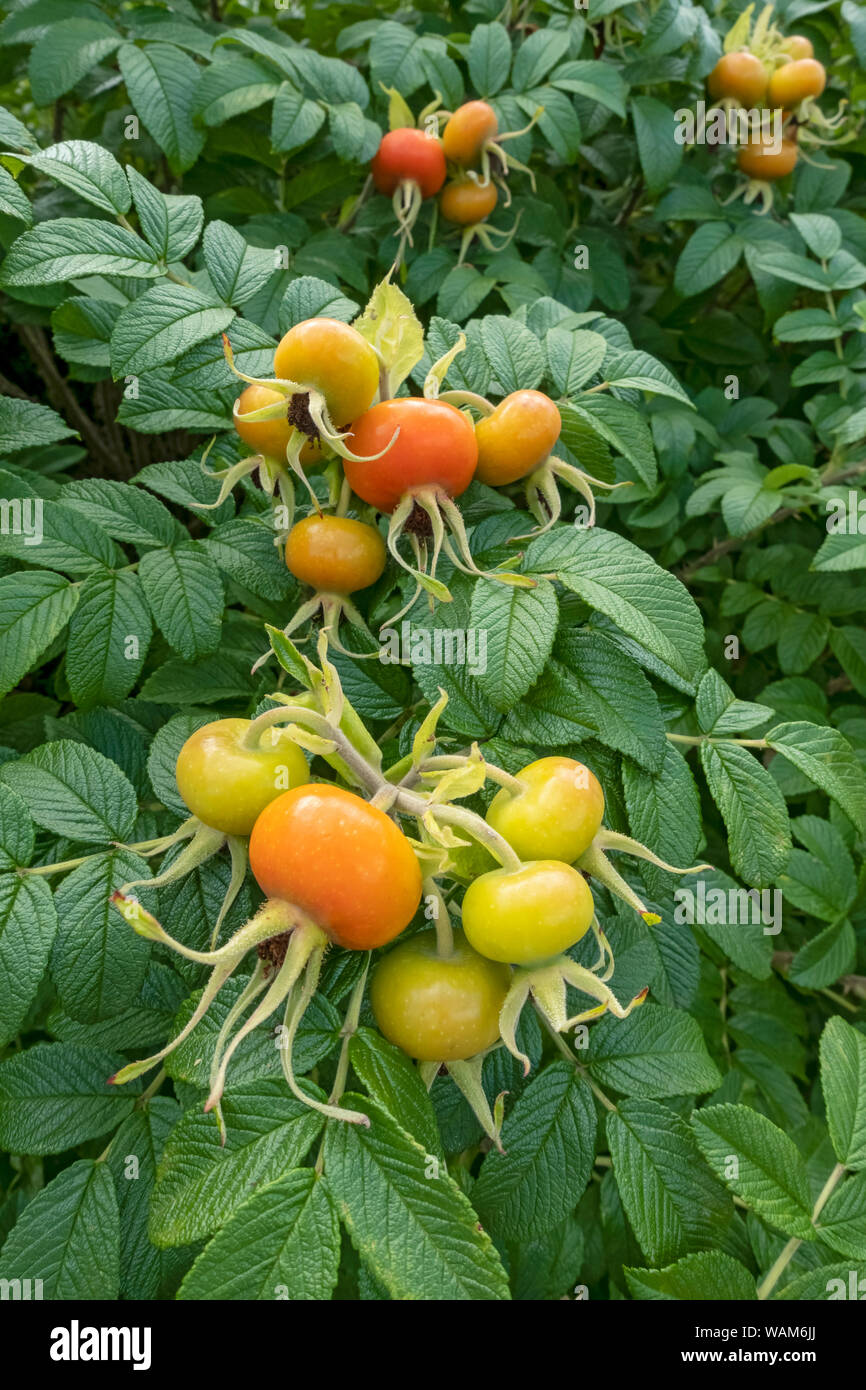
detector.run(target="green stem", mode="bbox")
[666,733,768,748]
[327,957,370,1106]
[135,1067,166,1108]
[423,878,454,957]
[756,1162,846,1300]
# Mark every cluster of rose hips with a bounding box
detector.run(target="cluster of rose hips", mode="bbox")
[220,294,595,655]
[109,642,699,1143]
[707,32,827,187]
[370,99,537,264]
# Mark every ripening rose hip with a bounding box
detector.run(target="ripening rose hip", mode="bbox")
[175,719,308,836]
[486,756,605,862]
[249,784,422,949]
[285,515,386,594]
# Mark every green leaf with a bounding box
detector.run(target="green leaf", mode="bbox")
[16,140,130,215]
[625,1250,756,1300]
[0,1043,139,1154]
[65,569,152,707]
[271,83,326,155]
[0,874,56,1048]
[608,1099,735,1266]
[469,577,558,712]
[570,395,657,486]
[478,315,545,393]
[178,1170,340,1300]
[622,744,703,883]
[525,527,705,690]
[774,1260,866,1300]
[467,23,512,97]
[127,166,203,262]
[194,54,280,126]
[0,498,120,574]
[0,739,137,842]
[0,396,77,452]
[118,42,205,173]
[0,1160,119,1298]
[830,625,866,697]
[552,629,666,769]
[790,213,842,261]
[674,224,743,298]
[605,349,691,404]
[324,1094,510,1300]
[699,741,791,887]
[814,1170,866,1259]
[28,18,123,106]
[279,274,358,331]
[631,96,683,195]
[348,1029,442,1157]
[472,1063,597,1242]
[545,327,608,395]
[696,669,773,736]
[511,29,571,91]
[110,284,235,377]
[138,544,224,660]
[61,477,181,547]
[0,218,160,286]
[691,1104,815,1239]
[149,1079,324,1247]
[820,1017,866,1170]
[0,783,34,870]
[51,295,119,366]
[51,850,152,1023]
[766,722,866,834]
[587,1004,722,1098]
[202,220,277,308]
[0,165,31,224]
[0,571,79,696]
[105,1098,180,1300]
[550,59,627,117]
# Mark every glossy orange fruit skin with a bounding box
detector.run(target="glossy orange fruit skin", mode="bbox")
[768,57,826,107]
[781,35,814,60]
[273,319,379,425]
[285,515,386,594]
[370,930,509,1062]
[442,101,499,164]
[175,719,308,837]
[475,391,562,486]
[234,384,293,460]
[737,136,798,180]
[233,385,325,466]
[440,178,498,225]
[371,128,447,198]
[707,51,768,106]
[344,398,478,512]
[249,784,423,950]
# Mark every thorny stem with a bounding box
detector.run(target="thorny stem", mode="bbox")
[756,1162,846,1300]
